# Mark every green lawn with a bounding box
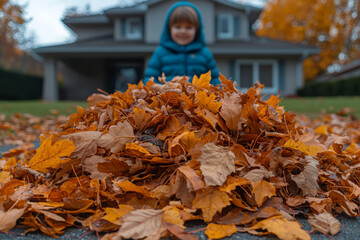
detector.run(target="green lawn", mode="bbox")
[0,97,359,119]
[0,100,87,118]
[280,96,360,118]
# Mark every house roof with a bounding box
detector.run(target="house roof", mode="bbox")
[34,35,318,57]
[315,59,360,82]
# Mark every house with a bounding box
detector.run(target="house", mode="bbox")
[34,0,318,100]
[315,59,360,82]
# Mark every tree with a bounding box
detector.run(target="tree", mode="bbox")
[0,0,27,69]
[257,0,360,81]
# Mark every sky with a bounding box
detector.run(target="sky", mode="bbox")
[17,0,125,48]
[16,0,264,48]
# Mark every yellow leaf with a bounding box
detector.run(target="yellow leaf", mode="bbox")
[205,223,237,239]
[192,71,211,89]
[27,135,76,173]
[284,139,323,156]
[103,205,134,225]
[251,216,311,240]
[251,180,276,207]
[115,180,151,197]
[125,142,150,157]
[315,125,328,135]
[162,206,185,228]
[196,90,222,114]
[192,187,231,222]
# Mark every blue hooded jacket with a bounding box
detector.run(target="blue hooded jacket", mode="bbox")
[143,1,220,85]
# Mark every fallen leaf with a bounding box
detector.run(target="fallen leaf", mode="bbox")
[291,156,319,197]
[198,143,235,186]
[251,216,311,240]
[28,135,76,173]
[205,223,237,239]
[251,180,276,207]
[0,207,26,231]
[118,209,164,239]
[308,211,341,236]
[192,187,231,222]
[96,121,135,153]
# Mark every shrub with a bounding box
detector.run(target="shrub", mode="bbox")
[0,68,43,100]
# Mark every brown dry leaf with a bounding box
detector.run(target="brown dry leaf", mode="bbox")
[28,135,76,173]
[178,165,205,191]
[291,156,319,197]
[82,155,108,180]
[198,143,235,186]
[219,93,243,131]
[243,168,275,182]
[63,131,101,160]
[308,212,341,236]
[97,159,130,177]
[251,216,311,240]
[251,180,276,207]
[162,222,198,240]
[118,209,164,239]
[204,223,237,240]
[0,207,26,231]
[192,187,231,222]
[219,176,249,193]
[96,121,135,153]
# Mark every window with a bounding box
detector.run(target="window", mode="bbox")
[217,14,233,39]
[125,18,142,40]
[235,60,278,94]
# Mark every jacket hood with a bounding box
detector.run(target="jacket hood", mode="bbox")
[160,1,205,52]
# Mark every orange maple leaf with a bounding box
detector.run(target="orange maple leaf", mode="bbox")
[28,135,76,173]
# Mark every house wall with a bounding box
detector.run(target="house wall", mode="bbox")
[62,58,106,100]
[214,4,249,40]
[283,58,300,96]
[71,26,113,41]
[335,68,360,80]
[145,0,215,44]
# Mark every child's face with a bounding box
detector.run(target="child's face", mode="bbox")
[170,22,196,45]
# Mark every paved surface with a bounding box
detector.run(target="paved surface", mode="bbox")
[1,143,359,239]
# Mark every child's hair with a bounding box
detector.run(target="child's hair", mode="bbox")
[168,6,199,31]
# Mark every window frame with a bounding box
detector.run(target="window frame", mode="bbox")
[217,14,234,39]
[235,60,279,94]
[125,17,143,40]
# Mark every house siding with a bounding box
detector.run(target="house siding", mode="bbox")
[284,59,299,96]
[71,26,113,41]
[215,4,248,40]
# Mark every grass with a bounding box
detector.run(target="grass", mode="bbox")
[0,96,359,119]
[280,96,360,118]
[0,100,87,118]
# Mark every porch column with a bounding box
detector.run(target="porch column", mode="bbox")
[42,57,58,100]
[296,59,304,89]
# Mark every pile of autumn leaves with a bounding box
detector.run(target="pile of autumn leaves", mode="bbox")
[1,72,360,240]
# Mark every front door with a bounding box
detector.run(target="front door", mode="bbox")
[107,59,144,93]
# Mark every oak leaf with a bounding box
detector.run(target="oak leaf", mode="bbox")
[192,187,231,222]
[198,143,235,186]
[28,135,76,173]
[118,209,164,239]
[96,121,135,153]
[205,223,237,239]
[251,180,276,207]
[251,216,311,240]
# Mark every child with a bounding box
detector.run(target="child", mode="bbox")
[143,1,220,86]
